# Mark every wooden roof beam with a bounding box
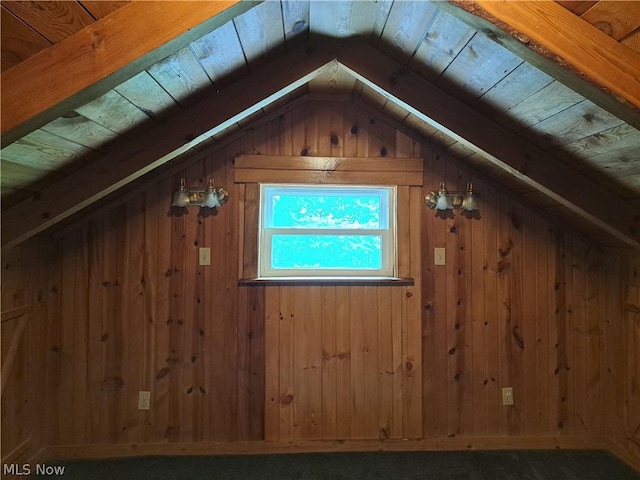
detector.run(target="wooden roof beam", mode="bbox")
[1,0,260,147]
[337,43,640,249]
[440,0,640,129]
[1,44,337,249]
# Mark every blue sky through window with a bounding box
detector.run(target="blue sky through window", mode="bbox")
[269,193,384,229]
[271,234,382,269]
[260,185,395,276]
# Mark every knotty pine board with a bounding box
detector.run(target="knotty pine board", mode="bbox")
[0,101,636,468]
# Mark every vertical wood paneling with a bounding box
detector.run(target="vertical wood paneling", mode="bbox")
[405,186,424,438]
[335,286,351,439]
[321,285,337,439]
[264,285,280,441]
[585,244,601,436]
[535,214,551,435]
[471,177,487,436]
[377,285,393,439]
[1,99,636,469]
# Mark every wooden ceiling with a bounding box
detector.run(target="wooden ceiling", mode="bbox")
[1,0,639,250]
[2,1,638,71]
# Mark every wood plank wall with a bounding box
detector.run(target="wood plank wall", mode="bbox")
[1,100,638,467]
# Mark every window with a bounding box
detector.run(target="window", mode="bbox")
[258,184,397,278]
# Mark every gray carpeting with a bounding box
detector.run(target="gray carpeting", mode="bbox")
[31,450,640,479]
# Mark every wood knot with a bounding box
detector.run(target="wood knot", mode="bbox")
[280,394,294,406]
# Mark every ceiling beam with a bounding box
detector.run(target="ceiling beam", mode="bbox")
[337,43,640,249]
[440,0,640,130]
[1,0,260,147]
[1,44,337,250]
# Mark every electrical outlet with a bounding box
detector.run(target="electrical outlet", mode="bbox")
[502,387,514,406]
[138,391,151,410]
[434,247,446,266]
[199,247,211,266]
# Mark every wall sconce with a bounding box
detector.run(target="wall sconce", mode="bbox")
[424,181,478,211]
[171,178,229,208]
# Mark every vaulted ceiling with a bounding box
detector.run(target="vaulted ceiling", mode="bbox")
[1,0,639,250]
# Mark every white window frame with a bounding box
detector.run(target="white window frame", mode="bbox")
[258,184,398,279]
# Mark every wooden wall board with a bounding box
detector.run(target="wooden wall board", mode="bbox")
[1,99,638,469]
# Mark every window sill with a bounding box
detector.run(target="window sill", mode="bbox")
[238,277,414,286]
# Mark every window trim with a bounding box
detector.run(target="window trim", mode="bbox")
[257,183,398,279]
[233,155,423,285]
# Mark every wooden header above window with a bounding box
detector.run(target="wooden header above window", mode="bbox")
[234,155,424,186]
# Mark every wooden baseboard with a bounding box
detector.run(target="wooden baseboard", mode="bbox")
[1,437,32,465]
[40,436,607,462]
[603,437,640,473]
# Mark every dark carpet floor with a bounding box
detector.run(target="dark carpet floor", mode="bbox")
[31,450,640,479]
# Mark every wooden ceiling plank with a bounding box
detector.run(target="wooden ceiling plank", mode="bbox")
[234,1,286,68]
[338,43,640,248]
[1,6,51,71]
[190,21,249,88]
[441,0,640,129]
[1,0,259,146]
[1,42,336,249]
[281,0,310,44]
[522,99,626,148]
[435,31,523,105]
[41,114,121,153]
[554,1,597,16]
[505,81,585,130]
[310,0,388,40]
[478,62,554,118]
[113,71,182,124]
[581,1,640,40]
[0,161,63,188]
[2,1,94,43]
[556,123,640,172]
[408,10,476,83]
[378,0,440,64]
[75,90,155,138]
[147,47,213,109]
[622,29,640,54]
[2,130,97,171]
[79,1,131,20]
